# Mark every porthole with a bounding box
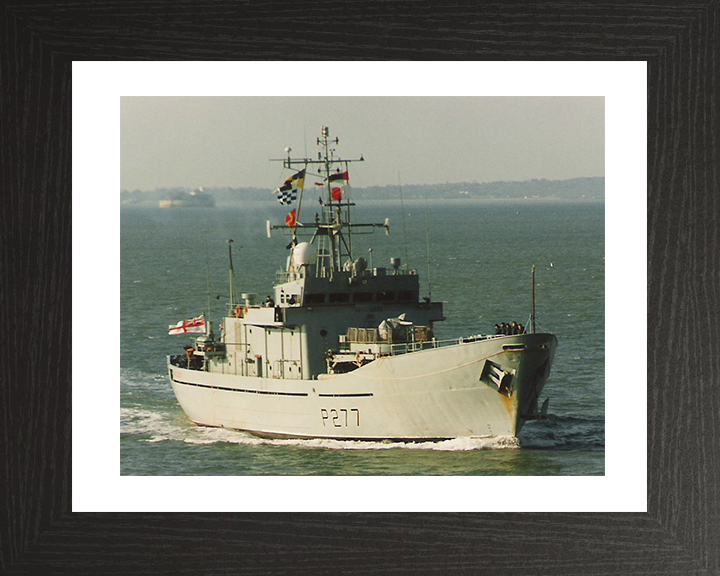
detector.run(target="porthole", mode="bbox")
[320,329,328,337]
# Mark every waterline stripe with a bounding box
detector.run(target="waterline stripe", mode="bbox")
[172,378,308,397]
[318,393,374,398]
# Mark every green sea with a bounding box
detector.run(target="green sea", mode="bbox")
[121,199,604,475]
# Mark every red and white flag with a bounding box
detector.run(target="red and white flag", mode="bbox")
[168,315,206,335]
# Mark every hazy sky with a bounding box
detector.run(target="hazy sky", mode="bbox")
[121,97,604,191]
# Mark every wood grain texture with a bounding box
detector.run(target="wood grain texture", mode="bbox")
[1,1,718,574]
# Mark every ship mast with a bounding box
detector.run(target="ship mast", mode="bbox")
[270,126,381,278]
[318,126,351,273]
[319,126,339,273]
[227,239,237,307]
[532,265,536,333]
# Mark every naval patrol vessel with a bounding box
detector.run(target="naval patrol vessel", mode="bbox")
[167,127,557,441]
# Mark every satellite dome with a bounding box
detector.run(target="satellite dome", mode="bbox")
[292,242,317,267]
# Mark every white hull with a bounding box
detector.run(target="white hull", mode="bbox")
[166,128,558,442]
[169,333,556,440]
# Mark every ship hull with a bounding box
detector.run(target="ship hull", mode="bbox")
[168,333,557,440]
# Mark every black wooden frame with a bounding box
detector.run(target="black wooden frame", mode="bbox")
[2,2,718,574]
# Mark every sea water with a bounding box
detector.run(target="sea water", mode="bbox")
[120,200,604,475]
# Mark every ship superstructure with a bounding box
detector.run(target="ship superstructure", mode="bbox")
[167,127,557,441]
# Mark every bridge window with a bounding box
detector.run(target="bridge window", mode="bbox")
[329,293,350,303]
[398,290,415,302]
[306,293,326,304]
[377,290,396,302]
[352,292,373,302]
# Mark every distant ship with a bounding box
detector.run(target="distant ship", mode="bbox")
[159,187,215,208]
[166,127,557,441]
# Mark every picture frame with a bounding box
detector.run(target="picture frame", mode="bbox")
[2,2,717,573]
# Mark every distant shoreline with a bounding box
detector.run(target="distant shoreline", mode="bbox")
[122,197,605,210]
[121,176,605,206]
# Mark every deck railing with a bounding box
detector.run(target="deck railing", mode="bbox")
[387,334,504,355]
[340,333,505,356]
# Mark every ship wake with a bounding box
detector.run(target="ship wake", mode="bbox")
[122,408,520,451]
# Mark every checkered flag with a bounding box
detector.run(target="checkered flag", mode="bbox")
[277,188,297,205]
[272,169,305,205]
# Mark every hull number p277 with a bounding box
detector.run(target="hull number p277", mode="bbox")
[321,408,360,427]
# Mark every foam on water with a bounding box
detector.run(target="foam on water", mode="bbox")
[121,369,166,389]
[121,408,175,440]
[185,429,520,451]
[121,406,520,451]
